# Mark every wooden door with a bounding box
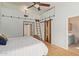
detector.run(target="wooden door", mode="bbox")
[44,19,51,43]
[23,24,32,36]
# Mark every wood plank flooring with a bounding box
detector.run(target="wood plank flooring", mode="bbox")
[43,41,79,56]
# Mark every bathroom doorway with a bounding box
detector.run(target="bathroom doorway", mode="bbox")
[68,16,79,50]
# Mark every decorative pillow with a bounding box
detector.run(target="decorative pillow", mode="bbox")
[0,34,8,45]
[1,34,7,41]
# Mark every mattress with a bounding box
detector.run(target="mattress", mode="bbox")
[0,36,48,56]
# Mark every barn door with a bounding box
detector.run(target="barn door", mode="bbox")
[44,19,51,43]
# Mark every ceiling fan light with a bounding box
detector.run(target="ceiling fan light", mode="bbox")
[26,8,28,11]
[24,6,28,11]
[34,4,39,8]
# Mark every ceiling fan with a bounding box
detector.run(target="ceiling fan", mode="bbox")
[24,2,50,17]
[27,2,50,11]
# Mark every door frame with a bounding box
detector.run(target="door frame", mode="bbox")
[44,19,51,43]
[23,21,32,36]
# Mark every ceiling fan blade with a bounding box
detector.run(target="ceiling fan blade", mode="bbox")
[33,2,37,4]
[27,2,36,9]
[27,4,35,9]
[39,3,50,7]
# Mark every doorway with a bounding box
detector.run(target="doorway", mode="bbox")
[23,23,32,36]
[44,19,51,43]
[68,16,79,50]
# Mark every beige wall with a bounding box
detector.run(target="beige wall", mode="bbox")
[69,16,79,38]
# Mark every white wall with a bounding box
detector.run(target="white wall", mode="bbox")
[0,8,24,37]
[0,7,37,37]
[52,3,68,49]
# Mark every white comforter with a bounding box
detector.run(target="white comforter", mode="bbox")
[0,36,48,56]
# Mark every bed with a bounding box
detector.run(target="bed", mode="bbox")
[0,36,48,56]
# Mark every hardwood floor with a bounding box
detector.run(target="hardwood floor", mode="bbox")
[43,41,79,56]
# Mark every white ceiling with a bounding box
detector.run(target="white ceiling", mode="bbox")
[0,2,54,15]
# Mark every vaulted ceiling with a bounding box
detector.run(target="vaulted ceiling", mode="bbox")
[0,2,54,15]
